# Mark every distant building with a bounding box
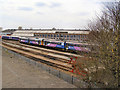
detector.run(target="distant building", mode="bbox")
[18,26,22,30]
[12,29,90,42]
[0,27,2,31]
[1,29,17,35]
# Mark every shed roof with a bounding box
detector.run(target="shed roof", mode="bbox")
[13,30,90,35]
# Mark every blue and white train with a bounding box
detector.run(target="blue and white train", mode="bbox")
[2,35,91,52]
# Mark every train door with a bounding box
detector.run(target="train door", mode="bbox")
[41,40,43,45]
[64,41,66,50]
[41,39,44,45]
[38,40,40,45]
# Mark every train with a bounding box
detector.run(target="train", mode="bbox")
[2,35,91,52]
[2,36,19,41]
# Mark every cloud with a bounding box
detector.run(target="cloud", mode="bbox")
[18,7,33,11]
[77,12,89,16]
[35,2,46,7]
[37,12,44,15]
[0,0,105,29]
[0,0,3,4]
[50,2,62,8]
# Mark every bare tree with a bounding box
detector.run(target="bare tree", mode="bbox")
[74,1,120,88]
[87,1,120,87]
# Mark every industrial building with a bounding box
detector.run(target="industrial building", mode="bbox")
[11,28,90,42]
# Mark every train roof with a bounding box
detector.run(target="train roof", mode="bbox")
[28,37,43,40]
[66,41,90,45]
[44,39,64,43]
[19,37,28,39]
[11,36,19,37]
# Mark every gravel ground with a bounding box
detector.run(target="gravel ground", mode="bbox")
[2,48,77,88]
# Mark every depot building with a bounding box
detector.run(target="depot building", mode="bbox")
[11,27,90,42]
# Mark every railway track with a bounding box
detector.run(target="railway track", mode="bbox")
[3,40,83,58]
[2,40,81,74]
[3,42,70,63]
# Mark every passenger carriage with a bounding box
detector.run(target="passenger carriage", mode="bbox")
[2,35,19,41]
[2,35,11,40]
[44,39,66,49]
[66,41,91,52]
[19,37,29,43]
[18,37,91,53]
[29,38,40,45]
[11,36,19,41]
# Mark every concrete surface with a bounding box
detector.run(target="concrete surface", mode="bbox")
[2,48,77,88]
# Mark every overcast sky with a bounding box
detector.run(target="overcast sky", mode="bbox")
[0,0,117,29]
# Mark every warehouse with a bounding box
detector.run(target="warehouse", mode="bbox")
[11,28,90,42]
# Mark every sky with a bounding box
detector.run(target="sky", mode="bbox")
[0,0,118,30]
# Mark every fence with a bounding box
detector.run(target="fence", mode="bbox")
[2,47,98,88]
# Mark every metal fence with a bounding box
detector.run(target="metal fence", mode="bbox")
[3,47,98,88]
